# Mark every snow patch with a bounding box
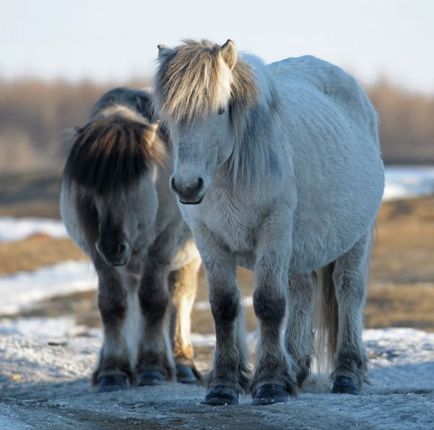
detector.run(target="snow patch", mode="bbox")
[383,166,434,201]
[0,217,67,242]
[0,261,97,315]
[0,316,95,341]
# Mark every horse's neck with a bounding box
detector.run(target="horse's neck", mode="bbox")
[154,151,180,225]
[218,90,289,198]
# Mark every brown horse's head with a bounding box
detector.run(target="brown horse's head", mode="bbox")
[64,103,165,266]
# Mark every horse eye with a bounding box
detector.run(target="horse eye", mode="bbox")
[218,108,225,115]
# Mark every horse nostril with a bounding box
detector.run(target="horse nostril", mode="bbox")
[194,177,204,193]
[170,176,178,193]
[118,243,128,255]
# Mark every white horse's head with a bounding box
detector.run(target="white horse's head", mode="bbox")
[154,39,259,204]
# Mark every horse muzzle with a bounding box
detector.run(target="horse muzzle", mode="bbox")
[170,175,206,205]
[96,240,132,267]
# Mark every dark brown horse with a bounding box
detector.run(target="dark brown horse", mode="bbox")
[60,88,201,391]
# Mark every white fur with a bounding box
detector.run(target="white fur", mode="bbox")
[121,284,143,368]
[176,54,384,272]
[156,44,384,397]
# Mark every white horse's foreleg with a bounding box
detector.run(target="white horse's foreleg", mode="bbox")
[332,231,371,394]
[285,272,316,386]
[251,212,297,405]
[198,230,249,405]
[206,262,249,404]
[251,250,297,404]
[169,256,202,383]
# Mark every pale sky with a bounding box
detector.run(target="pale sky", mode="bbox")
[1,0,433,93]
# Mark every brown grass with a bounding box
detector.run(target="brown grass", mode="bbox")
[372,197,434,283]
[366,284,434,330]
[0,235,85,275]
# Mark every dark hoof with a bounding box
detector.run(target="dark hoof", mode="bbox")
[296,369,309,387]
[96,374,128,392]
[296,357,311,387]
[176,364,199,384]
[202,385,239,406]
[332,376,360,394]
[138,370,166,386]
[252,384,289,406]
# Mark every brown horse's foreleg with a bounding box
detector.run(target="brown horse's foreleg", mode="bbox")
[92,265,134,392]
[137,260,174,385]
[169,256,202,383]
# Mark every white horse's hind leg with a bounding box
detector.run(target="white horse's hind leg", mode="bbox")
[332,231,371,394]
[285,272,316,387]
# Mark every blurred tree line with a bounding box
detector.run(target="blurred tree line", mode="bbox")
[0,77,433,172]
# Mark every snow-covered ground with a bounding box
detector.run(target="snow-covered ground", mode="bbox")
[0,322,433,429]
[0,261,96,315]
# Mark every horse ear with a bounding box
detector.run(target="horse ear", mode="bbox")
[220,39,237,70]
[157,44,174,63]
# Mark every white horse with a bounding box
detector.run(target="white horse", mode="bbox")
[153,40,384,405]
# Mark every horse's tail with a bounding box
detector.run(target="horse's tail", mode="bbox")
[313,263,338,374]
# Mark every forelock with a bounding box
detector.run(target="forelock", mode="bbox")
[154,40,258,127]
[64,107,165,196]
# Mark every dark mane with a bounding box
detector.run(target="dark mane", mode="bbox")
[64,108,165,196]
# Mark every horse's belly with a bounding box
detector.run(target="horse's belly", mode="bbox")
[290,155,384,272]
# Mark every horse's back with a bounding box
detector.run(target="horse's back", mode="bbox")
[268,56,384,272]
[269,56,378,140]
[91,87,155,121]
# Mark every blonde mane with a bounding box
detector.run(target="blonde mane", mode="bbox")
[154,40,259,127]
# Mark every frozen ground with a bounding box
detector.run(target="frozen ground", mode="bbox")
[0,322,433,429]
